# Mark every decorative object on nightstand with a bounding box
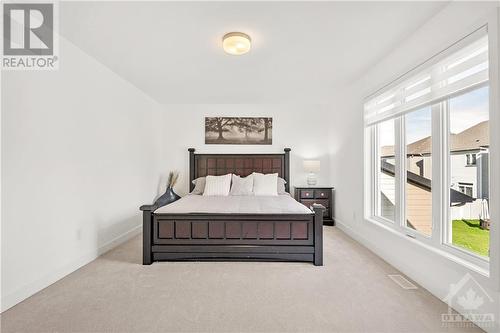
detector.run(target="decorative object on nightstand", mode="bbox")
[294,186,334,225]
[303,160,320,185]
[154,171,181,208]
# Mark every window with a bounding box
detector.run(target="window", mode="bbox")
[365,29,490,265]
[376,119,396,222]
[458,183,474,197]
[405,107,432,237]
[466,154,477,166]
[447,87,490,258]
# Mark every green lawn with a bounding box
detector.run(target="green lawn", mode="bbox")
[452,219,489,257]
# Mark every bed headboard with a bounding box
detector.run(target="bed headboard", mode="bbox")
[188,148,291,193]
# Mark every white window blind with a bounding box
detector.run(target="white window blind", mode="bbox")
[364,28,489,126]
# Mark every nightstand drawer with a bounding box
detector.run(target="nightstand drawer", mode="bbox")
[294,186,334,226]
[300,189,315,199]
[301,199,329,217]
[300,199,329,208]
[314,190,330,199]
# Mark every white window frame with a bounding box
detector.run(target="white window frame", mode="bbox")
[364,26,493,272]
[367,96,490,271]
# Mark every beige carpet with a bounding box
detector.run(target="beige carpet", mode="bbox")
[1,227,481,333]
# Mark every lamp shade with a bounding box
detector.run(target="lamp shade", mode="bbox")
[303,160,320,173]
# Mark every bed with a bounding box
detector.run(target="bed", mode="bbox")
[140,148,325,266]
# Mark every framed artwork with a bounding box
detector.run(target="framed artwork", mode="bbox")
[205,117,273,145]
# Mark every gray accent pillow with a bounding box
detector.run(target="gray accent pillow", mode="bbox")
[278,177,287,194]
[230,174,254,196]
[190,177,206,195]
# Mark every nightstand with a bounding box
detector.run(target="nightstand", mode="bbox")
[294,186,334,226]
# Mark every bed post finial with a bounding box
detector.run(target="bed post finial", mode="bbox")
[284,148,291,193]
[188,148,196,192]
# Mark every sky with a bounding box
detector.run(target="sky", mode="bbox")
[449,86,489,134]
[405,107,431,144]
[379,86,489,146]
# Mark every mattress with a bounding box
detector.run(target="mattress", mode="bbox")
[154,194,313,215]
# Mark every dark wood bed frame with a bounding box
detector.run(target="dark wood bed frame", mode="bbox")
[140,148,325,266]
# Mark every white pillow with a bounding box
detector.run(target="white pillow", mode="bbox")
[253,173,278,196]
[203,174,232,196]
[230,174,254,196]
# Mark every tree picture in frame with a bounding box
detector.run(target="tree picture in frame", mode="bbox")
[205,117,273,145]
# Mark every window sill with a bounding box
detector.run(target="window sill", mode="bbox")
[365,216,490,277]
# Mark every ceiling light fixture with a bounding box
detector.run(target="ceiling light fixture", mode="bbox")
[222,32,251,55]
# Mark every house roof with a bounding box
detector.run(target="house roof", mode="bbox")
[450,120,489,152]
[381,160,474,204]
[381,121,489,157]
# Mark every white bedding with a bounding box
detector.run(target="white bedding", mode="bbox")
[154,194,312,214]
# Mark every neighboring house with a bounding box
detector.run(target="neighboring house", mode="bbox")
[380,121,489,234]
[449,121,490,203]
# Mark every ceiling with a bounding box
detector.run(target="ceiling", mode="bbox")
[60,1,448,104]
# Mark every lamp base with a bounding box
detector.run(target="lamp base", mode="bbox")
[306,173,317,186]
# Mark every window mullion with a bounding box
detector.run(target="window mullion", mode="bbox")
[371,126,378,218]
[431,102,445,247]
[395,116,405,232]
[441,100,451,246]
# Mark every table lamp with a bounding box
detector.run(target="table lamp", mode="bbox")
[303,160,320,185]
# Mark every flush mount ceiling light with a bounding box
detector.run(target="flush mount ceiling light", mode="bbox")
[222,32,251,55]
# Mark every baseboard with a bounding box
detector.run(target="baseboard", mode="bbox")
[334,218,370,250]
[1,224,142,313]
[98,224,142,256]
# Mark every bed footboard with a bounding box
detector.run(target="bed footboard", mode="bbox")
[140,204,325,266]
[140,204,157,265]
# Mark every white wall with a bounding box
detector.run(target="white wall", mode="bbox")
[329,2,500,332]
[160,104,332,196]
[1,37,163,311]
[450,154,478,197]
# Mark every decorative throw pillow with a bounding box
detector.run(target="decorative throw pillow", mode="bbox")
[203,174,232,196]
[253,172,278,196]
[190,177,206,195]
[277,177,287,195]
[230,174,254,196]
